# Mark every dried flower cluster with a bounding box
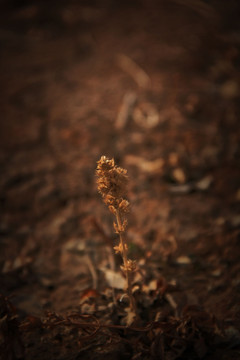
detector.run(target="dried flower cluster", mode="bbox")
[96,156,129,212]
[96,156,136,313]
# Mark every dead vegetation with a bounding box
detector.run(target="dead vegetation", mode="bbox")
[1,0,240,359]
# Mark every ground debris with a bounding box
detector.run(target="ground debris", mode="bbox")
[0,295,24,360]
[1,0,240,359]
[16,299,235,360]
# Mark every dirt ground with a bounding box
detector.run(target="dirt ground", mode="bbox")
[0,0,240,359]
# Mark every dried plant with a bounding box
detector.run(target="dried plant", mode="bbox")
[96,156,136,314]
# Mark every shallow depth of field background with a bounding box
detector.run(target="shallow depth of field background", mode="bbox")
[0,0,240,358]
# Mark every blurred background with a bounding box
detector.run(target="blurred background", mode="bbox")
[0,0,240,323]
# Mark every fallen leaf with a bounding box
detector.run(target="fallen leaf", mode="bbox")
[125,155,164,173]
[172,168,186,184]
[122,307,136,326]
[148,279,158,291]
[79,289,99,304]
[195,175,213,191]
[101,268,126,289]
[176,256,192,265]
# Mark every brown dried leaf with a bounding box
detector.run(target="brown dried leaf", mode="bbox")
[79,289,99,304]
[121,307,136,326]
[101,268,126,289]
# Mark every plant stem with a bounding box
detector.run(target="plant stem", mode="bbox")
[116,210,136,313]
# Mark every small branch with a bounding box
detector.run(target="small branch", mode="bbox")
[21,313,153,333]
[117,54,151,88]
[115,92,137,130]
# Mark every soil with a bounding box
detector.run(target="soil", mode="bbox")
[0,1,240,359]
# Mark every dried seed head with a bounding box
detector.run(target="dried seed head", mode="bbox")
[121,260,137,272]
[97,156,115,172]
[113,219,128,234]
[96,156,129,214]
[119,199,130,213]
[114,243,128,254]
[108,205,116,215]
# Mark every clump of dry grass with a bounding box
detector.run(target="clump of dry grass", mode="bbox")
[96,156,136,314]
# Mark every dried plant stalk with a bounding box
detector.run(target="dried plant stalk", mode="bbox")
[96,156,136,313]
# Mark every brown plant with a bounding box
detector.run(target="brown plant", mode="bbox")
[96,156,136,314]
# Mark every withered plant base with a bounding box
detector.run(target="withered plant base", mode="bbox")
[96,156,136,313]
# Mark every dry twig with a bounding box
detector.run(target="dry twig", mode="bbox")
[117,54,151,88]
